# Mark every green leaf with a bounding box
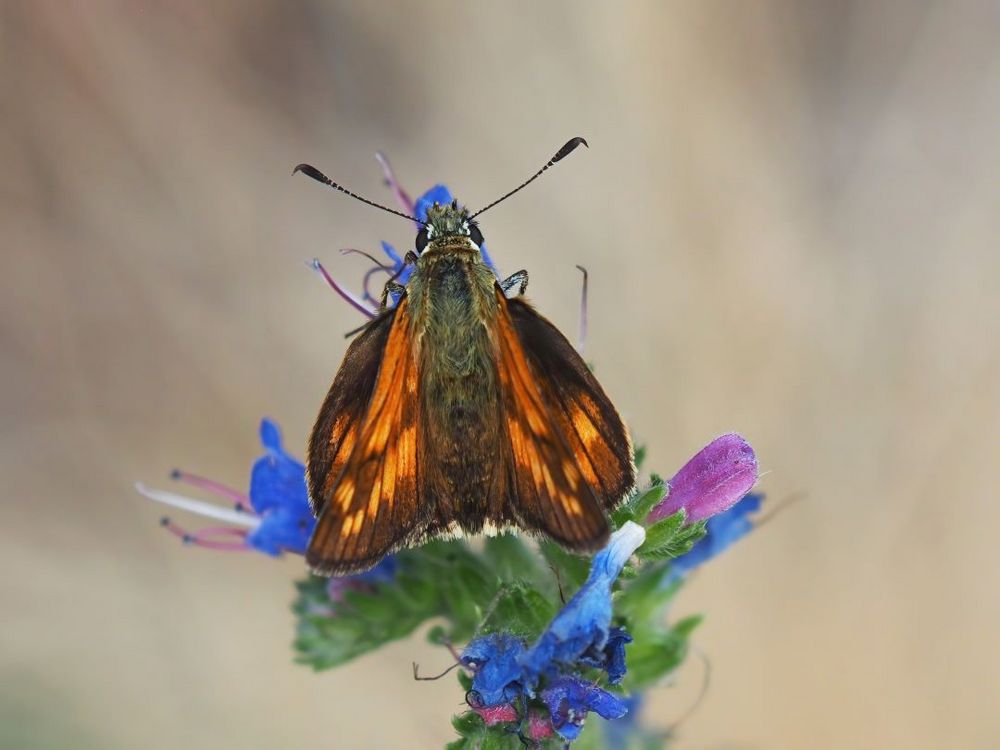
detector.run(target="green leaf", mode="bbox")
[478,581,556,639]
[623,613,703,690]
[663,520,708,559]
[447,712,525,750]
[293,538,507,670]
[611,480,666,527]
[635,509,707,562]
[481,534,543,585]
[538,540,591,592]
[615,561,682,622]
[633,444,647,472]
[633,482,667,521]
[636,510,686,559]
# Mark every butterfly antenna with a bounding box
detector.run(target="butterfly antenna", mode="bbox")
[470,136,589,219]
[293,163,424,225]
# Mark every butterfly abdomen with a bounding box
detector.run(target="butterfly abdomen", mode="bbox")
[408,251,507,532]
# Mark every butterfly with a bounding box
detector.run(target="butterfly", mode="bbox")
[294,138,635,575]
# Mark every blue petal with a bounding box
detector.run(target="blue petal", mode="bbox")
[259,418,283,451]
[520,523,645,686]
[541,676,629,740]
[671,493,764,575]
[379,241,405,269]
[461,633,527,707]
[246,506,315,556]
[580,626,632,685]
[246,419,314,555]
[414,184,454,223]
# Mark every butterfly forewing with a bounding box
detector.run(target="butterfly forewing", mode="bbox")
[495,290,635,551]
[307,310,393,516]
[306,299,424,575]
[505,296,635,507]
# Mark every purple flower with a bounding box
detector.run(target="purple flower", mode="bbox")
[519,522,645,687]
[540,676,629,741]
[671,493,764,575]
[648,433,758,524]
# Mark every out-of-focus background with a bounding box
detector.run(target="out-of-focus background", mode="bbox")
[2,2,997,748]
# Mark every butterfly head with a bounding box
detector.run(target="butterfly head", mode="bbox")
[416,200,484,253]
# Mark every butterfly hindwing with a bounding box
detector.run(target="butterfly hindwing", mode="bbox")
[306,299,424,575]
[495,290,633,551]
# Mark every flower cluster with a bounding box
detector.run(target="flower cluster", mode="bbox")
[453,433,761,743]
[462,523,643,741]
[138,160,771,748]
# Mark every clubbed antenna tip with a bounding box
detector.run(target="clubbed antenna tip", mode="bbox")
[470,136,589,219]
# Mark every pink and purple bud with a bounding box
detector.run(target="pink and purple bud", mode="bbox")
[648,433,758,524]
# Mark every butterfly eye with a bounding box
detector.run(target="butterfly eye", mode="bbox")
[415,227,429,253]
[468,223,484,248]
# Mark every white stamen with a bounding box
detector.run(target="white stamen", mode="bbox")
[135,482,261,528]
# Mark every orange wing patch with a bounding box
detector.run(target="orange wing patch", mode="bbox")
[504,296,635,511]
[495,290,609,550]
[307,298,424,575]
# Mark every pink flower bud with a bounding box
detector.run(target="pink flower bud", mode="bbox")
[473,703,519,726]
[648,433,758,524]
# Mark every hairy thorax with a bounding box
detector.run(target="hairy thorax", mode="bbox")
[406,245,505,526]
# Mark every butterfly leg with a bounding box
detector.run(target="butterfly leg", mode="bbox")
[379,251,419,309]
[380,280,407,309]
[500,269,529,297]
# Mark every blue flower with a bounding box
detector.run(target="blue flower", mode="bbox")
[579,626,632,685]
[459,525,644,720]
[245,419,315,556]
[414,184,455,222]
[670,492,764,575]
[540,676,629,741]
[519,522,646,688]
[461,633,527,707]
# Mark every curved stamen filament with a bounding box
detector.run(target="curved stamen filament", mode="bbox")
[309,258,376,318]
[374,151,417,220]
[575,265,588,355]
[160,518,250,551]
[170,469,251,512]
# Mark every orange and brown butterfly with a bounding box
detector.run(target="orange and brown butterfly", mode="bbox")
[294,138,635,576]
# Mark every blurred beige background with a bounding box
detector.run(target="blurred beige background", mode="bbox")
[2,2,998,748]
